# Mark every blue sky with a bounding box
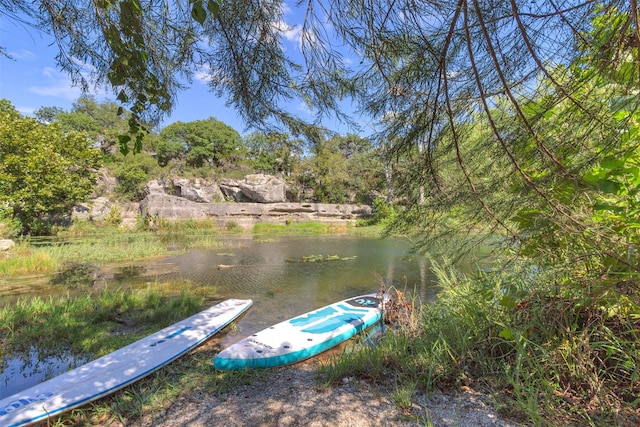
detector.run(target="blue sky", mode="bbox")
[0,4,360,136]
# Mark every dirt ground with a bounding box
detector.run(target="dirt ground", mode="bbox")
[136,359,520,427]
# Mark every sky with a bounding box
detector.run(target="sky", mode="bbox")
[0,3,361,136]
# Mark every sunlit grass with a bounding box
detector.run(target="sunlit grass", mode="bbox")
[0,221,229,276]
[321,261,640,426]
[0,284,212,356]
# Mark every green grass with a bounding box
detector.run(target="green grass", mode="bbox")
[320,261,640,426]
[252,221,332,235]
[0,220,230,276]
[0,284,213,357]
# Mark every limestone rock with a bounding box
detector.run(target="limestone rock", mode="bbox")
[220,179,250,202]
[138,195,371,228]
[0,239,15,251]
[92,168,117,198]
[238,174,287,203]
[73,197,138,225]
[172,178,224,203]
[144,179,168,196]
[139,194,209,220]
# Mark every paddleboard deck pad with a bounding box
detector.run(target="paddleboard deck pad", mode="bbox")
[214,293,383,370]
[0,298,252,427]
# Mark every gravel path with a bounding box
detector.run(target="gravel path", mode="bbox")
[137,359,520,427]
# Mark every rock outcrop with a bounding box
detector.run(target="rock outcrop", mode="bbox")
[139,194,371,228]
[73,197,139,226]
[74,173,372,228]
[220,174,286,203]
[171,178,225,203]
[238,174,287,203]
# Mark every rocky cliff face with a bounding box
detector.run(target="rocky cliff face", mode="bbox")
[139,195,371,228]
[75,173,372,228]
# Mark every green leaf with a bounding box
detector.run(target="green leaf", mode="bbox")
[596,179,621,194]
[207,0,220,16]
[499,328,514,340]
[498,295,517,310]
[191,1,206,25]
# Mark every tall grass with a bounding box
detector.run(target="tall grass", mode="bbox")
[322,261,640,426]
[0,220,229,276]
[253,221,332,235]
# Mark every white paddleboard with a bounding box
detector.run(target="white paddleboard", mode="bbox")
[0,298,252,427]
[214,293,383,370]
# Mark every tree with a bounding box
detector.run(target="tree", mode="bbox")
[159,118,243,169]
[34,106,63,124]
[244,132,302,175]
[0,100,102,234]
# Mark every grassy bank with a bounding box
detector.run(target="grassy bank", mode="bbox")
[0,219,226,276]
[321,262,640,426]
[0,285,268,425]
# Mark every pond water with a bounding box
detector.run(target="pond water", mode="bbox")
[0,234,478,399]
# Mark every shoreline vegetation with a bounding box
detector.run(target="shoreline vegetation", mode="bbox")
[1,221,638,426]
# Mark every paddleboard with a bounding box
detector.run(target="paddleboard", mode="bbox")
[0,298,252,427]
[214,293,383,370]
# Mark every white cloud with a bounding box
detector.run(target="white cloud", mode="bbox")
[279,21,302,42]
[194,65,213,83]
[297,101,314,117]
[27,68,83,100]
[41,67,58,78]
[8,49,36,61]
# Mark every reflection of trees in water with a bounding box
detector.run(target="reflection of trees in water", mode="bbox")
[49,264,146,288]
[49,263,97,288]
[113,266,145,281]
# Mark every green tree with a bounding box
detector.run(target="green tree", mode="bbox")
[159,118,243,169]
[0,100,102,234]
[113,152,158,201]
[33,106,63,124]
[244,132,302,175]
[56,97,137,154]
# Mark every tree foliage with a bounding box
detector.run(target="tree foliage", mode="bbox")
[244,132,302,176]
[0,100,102,234]
[159,118,243,169]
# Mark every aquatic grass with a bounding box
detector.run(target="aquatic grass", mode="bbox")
[0,225,226,276]
[252,221,331,235]
[0,286,209,358]
[0,247,59,275]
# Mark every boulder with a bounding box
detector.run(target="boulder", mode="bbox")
[144,179,168,196]
[238,174,286,203]
[140,194,209,220]
[91,168,117,198]
[172,178,224,203]
[220,179,250,202]
[0,239,15,251]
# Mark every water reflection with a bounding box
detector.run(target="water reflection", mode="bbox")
[0,348,85,399]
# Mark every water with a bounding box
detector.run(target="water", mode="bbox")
[0,234,467,399]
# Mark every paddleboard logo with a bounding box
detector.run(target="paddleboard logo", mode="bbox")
[0,392,54,416]
[149,326,190,347]
[345,296,379,308]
